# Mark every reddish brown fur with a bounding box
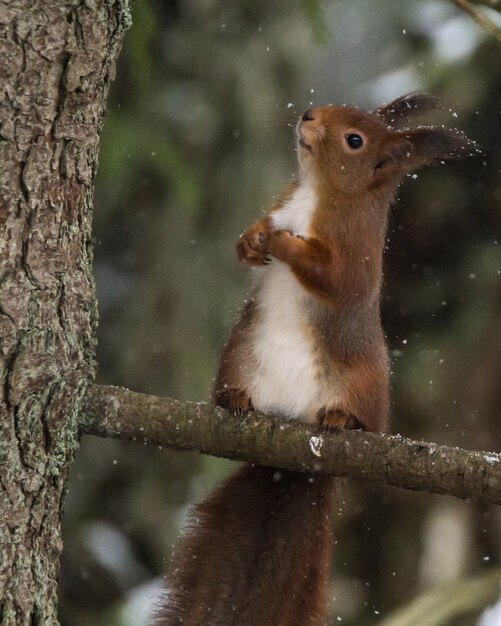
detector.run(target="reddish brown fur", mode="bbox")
[154,467,336,626]
[218,97,475,433]
[155,94,476,626]
[236,180,298,266]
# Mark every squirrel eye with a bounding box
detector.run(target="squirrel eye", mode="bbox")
[345,133,364,150]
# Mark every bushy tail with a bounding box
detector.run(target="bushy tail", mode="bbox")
[153,465,336,626]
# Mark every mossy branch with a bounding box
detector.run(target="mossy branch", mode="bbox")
[80,384,501,505]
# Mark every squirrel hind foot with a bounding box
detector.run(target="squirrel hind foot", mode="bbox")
[214,387,254,416]
[316,408,363,431]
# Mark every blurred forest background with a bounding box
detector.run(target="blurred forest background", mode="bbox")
[58,0,501,624]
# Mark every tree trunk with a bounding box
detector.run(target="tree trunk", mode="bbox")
[0,2,130,623]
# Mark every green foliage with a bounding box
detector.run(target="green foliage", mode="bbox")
[98,111,201,209]
[302,0,329,45]
[378,569,501,626]
[124,0,156,90]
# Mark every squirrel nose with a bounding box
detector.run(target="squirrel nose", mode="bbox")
[302,109,315,122]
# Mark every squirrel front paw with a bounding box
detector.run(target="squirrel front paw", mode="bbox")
[214,387,254,416]
[267,229,299,261]
[237,227,270,266]
[316,408,363,430]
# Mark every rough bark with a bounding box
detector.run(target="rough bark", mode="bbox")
[0,2,130,624]
[81,384,501,505]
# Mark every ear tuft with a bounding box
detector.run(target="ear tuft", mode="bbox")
[376,92,444,128]
[406,127,479,163]
[373,127,479,182]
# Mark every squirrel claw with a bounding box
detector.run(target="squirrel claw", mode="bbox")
[215,387,254,416]
[237,227,269,265]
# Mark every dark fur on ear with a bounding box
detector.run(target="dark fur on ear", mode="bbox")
[376,92,444,128]
[402,126,479,163]
[373,126,478,181]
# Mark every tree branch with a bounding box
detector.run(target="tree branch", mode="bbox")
[469,0,501,11]
[451,0,501,42]
[80,384,501,505]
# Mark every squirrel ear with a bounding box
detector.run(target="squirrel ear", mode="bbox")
[403,126,479,163]
[374,135,415,176]
[376,92,443,128]
[374,127,478,178]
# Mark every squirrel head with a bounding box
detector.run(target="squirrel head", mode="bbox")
[296,92,478,195]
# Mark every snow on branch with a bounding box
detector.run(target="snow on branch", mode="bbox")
[80,384,501,505]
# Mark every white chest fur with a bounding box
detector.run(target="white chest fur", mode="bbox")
[270,179,316,235]
[248,181,319,421]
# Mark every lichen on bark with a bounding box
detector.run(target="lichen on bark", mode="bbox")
[81,384,501,506]
[0,1,130,623]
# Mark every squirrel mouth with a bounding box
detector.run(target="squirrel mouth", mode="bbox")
[298,137,313,153]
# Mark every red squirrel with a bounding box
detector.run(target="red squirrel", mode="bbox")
[153,93,476,626]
